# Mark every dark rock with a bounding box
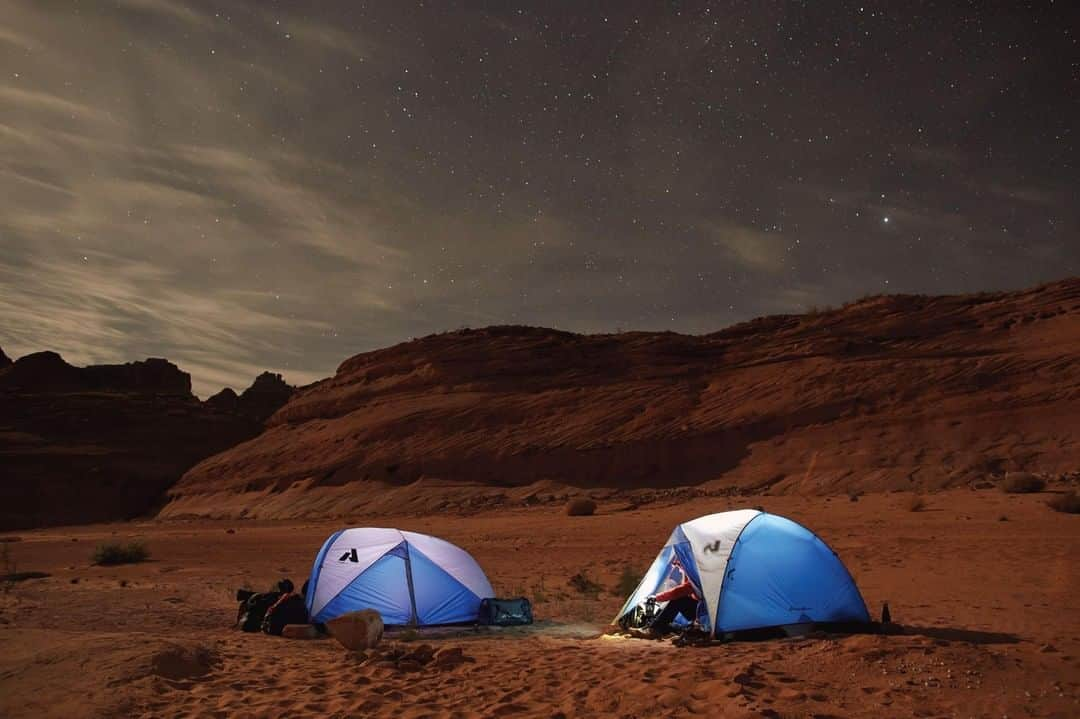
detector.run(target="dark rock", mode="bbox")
[0,353,265,530]
[236,372,294,423]
[0,351,82,391]
[205,387,240,413]
[0,352,191,395]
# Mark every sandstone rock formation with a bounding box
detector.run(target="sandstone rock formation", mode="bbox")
[164,278,1080,519]
[0,351,294,529]
[206,373,294,423]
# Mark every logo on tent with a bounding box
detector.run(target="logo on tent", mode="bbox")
[703,540,722,554]
[338,548,359,563]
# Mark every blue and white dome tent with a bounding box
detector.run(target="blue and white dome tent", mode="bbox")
[305,528,494,626]
[614,509,870,637]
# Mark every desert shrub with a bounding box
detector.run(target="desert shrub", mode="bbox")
[905,494,927,512]
[613,566,641,597]
[92,541,150,566]
[565,498,597,516]
[1047,491,1080,514]
[567,572,603,598]
[1000,473,1046,494]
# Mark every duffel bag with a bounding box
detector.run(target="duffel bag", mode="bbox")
[478,596,533,626]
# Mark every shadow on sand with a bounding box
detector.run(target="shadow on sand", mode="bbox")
[383,620,602,643]
[892,624,1021,645]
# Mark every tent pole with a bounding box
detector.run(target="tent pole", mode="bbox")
[403,543,419,627]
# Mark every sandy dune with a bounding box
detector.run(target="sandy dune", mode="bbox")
[2,488,1077,718]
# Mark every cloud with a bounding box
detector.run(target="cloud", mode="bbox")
[0,86,119,128]
[706,223,790,274]
[0,2,413,395]
[114,0,214,29]
[0,251,335,395]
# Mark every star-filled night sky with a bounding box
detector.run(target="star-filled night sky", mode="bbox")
[2,1,1077,396]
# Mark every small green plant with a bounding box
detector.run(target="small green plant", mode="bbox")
[613,566,641,597]
[92,541,150,566]
[1000,473,1046,494]
[1047,491,1080,514]
[567,572,603,598]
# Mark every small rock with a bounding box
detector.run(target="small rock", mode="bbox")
[434,647,471,668]
[281,624,318,640]
[327,609,384,650]
[405,644,436,664]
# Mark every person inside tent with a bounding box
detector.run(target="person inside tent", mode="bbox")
[645,558,701,636]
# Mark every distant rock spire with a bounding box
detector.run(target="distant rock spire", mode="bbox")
[204,372,294,423]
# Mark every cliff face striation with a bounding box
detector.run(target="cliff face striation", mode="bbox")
[163,279,1080,520]
[0,353,294,529]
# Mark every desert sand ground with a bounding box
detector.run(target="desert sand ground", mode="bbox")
[1,488,1077,718]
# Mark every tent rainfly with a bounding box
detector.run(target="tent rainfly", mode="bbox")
[614,509,870,637]
[305,528,494,626]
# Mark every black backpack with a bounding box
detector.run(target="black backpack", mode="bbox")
[478,597,533,626]
[237,591,281,633]
[261,594,309,636]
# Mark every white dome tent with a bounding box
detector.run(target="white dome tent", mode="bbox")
[305,528,494,626]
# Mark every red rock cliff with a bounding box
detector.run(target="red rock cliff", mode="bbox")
[163,278,1080,519]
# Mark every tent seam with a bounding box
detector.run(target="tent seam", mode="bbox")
[710,511,765,637]
[313,540,405,622]
[306,528,345,615]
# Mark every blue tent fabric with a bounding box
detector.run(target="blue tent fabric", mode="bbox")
[305,528,344,610]
[713,514,870,633]
[408,546,484,625]
[315,551,414,625]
